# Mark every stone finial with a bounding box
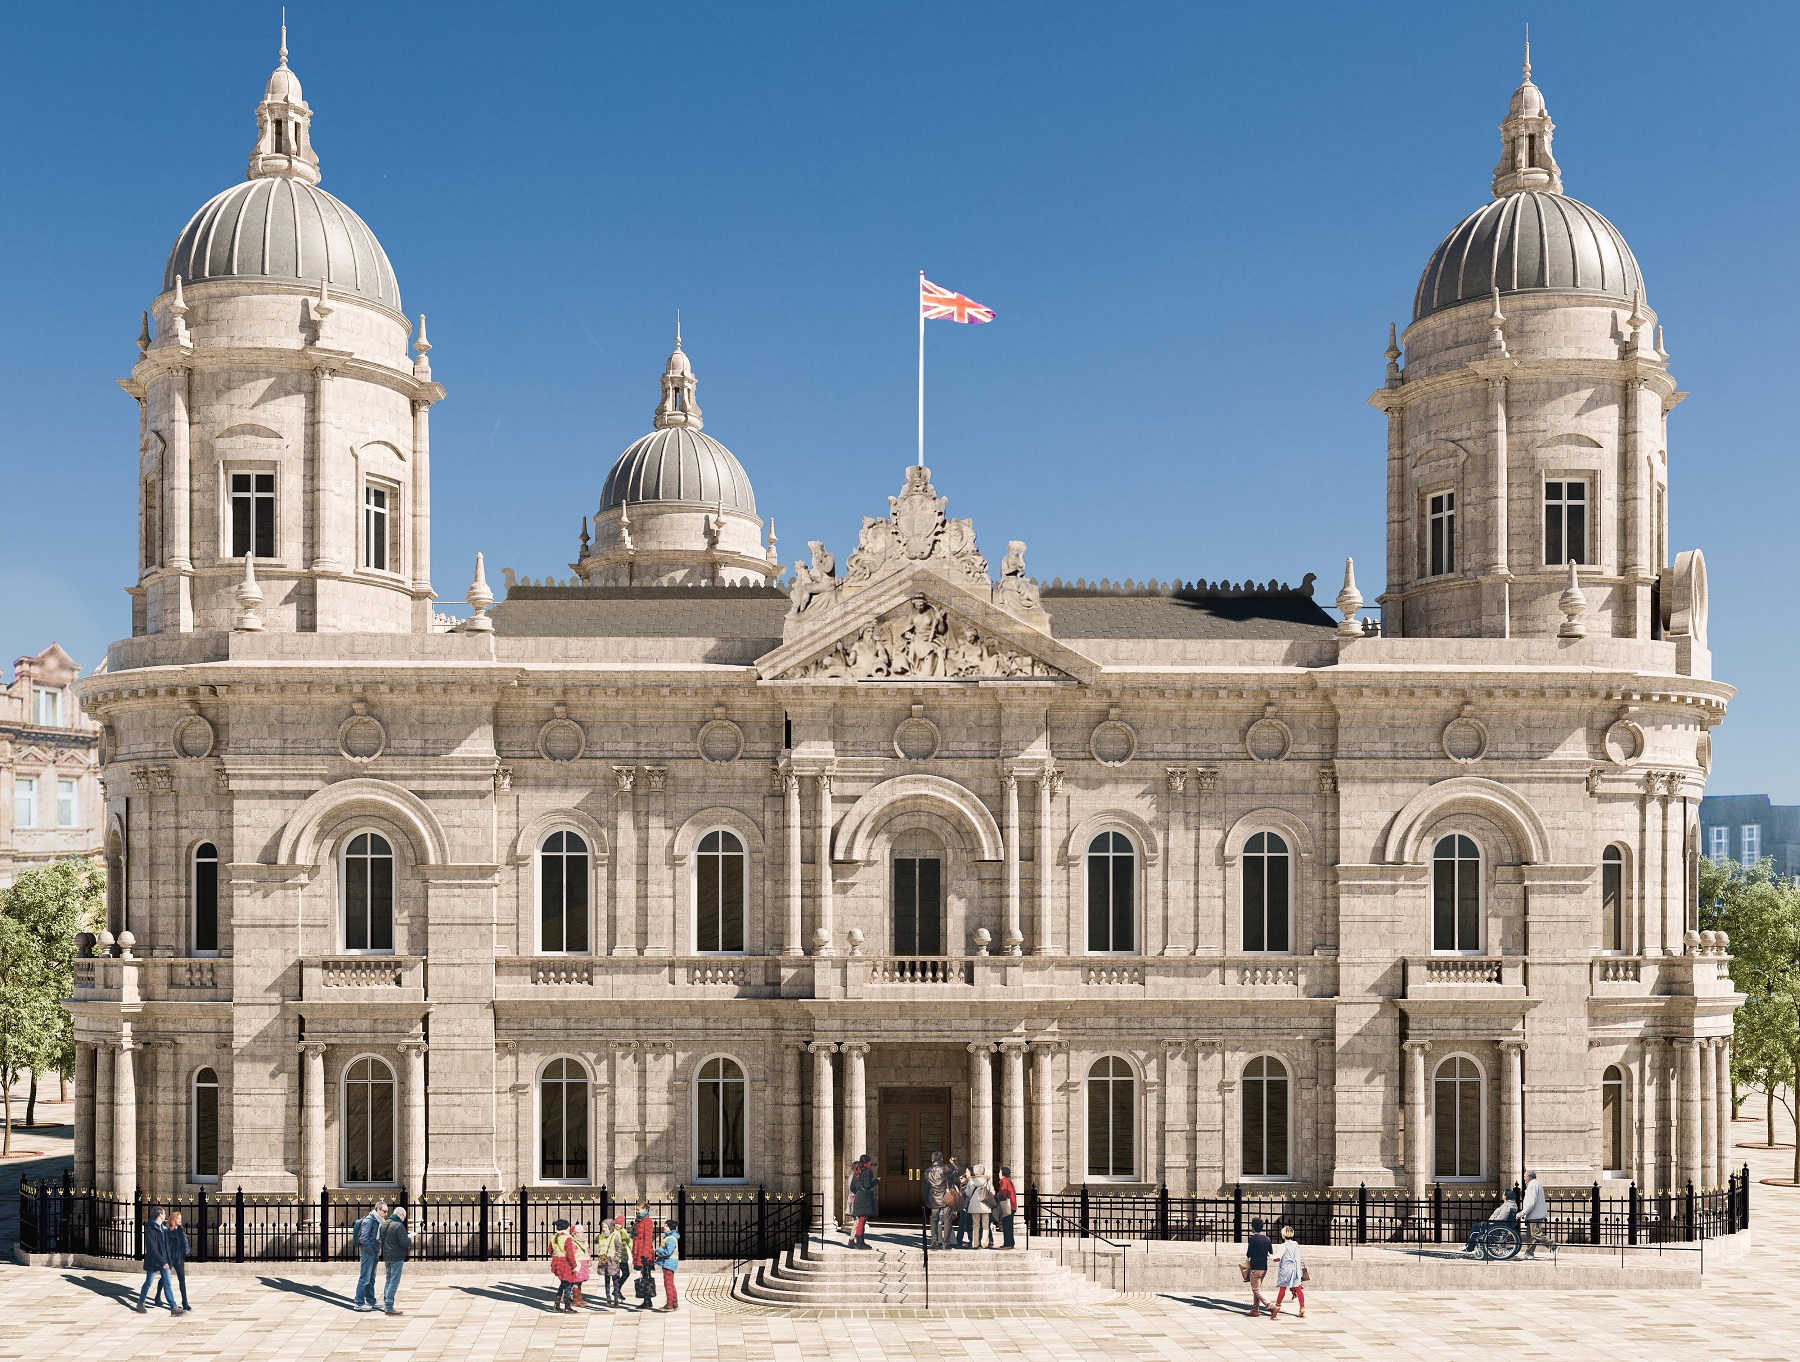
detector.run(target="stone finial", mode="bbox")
[466,552,495,631]
[169,275,192,348]
[412,314,432,379]
[578,515,591,558]
[618,502,634,553]
[1486,288,1508,358]
[972,927,992,957]
[116,930,137,959]
[1335,557,1364,637]
[136,310,152,356]
[1492,41,1562,197]
[1654,324,1668,361]
[1557,558,1587,638]
[309,280,333,347]
[1625,288,1654,359]
[1384,322,1402,388]
[233,553,265,632]
[765,517,779,565]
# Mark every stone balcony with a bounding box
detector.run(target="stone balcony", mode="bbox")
[71,955,233,1005]
[300,954,428,1006]
[1588,946,1738,1000]
[1401,955,1528,1002]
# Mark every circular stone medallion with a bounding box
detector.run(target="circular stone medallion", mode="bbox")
[538,717,587,763]
[699,719,745,765]
[1245,717,1291,764]
[1090,719,1136,766]
[1603,719,1644,766]
[1441,716,1488,764]
[173,714,216,759]
[339,714,387,762]
[894,717,941,762]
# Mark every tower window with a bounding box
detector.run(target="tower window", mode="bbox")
[1602,846,1624,952]
[1544,479,1588,565]
[364,484,391,572]
[1707,826,1729,862]
[1425,491,1455,577]
[1742,824,1762,867]
[230,473,276,558]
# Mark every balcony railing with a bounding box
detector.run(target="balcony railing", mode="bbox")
[71,956,234,1004]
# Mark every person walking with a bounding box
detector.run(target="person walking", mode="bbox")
[599,1214,631,1305]
[568,1222,592,1307]
[150,1210,193,1312]
[631,1202,659,1309]
[132,1207,181,1315]
[923,1152,953,1249]
[966,1165,993,1249]
[655,1219,681,1311]
[1269,1226,1307,1319]
[847,1155,879,1249]
[1520,1171,1556,1258]
[378,1205,410,1315]
[996,1167,1018,1249]
[1243,1217,1273,1317]
[352,1201,388,1311]
[549,1219,580,1312]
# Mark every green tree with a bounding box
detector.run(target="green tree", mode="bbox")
[1702,856,1800,1183]
[0,858,102,1153]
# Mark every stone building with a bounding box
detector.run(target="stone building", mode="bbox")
[70,43,1740,1220]
[2,643,103,891]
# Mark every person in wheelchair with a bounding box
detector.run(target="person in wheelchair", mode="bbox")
[1462,1191,1519,1252]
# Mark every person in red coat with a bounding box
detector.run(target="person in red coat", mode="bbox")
[631,1203,659,1309]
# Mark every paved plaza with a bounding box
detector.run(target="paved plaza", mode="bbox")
[0,1103,1795,1360]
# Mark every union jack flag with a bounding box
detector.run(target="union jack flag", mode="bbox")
[920,276,994,324]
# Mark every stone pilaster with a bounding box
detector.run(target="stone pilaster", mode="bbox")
[810,1042,838,1232]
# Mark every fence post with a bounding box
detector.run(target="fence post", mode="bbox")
[757,1184,768,1257]
[1357,1183,1368,1245]
[35,1180,48,1254]
[1026,1185,1039,1236]
[234,1187,246,1264]
[1432,1181,1442,1245]
[1590,1181,1601,1246]
[1079,1183,1090,1238]
[1232,1184,1243,1242]
[196,1186,208,1263]
[479,1187,490,1262]
[519,1184,530,1262]
[1157,1184,1170,1241]
[1742,1163,1751,1229]
[601,1184,610,1228]
[316,1185,327,1262]
[678,1185,688,1248]
[1685,1179,1697,1242]
[1627,1181,1638,1246]
[86,1185,97,1256]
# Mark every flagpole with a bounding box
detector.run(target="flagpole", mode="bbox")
[916,270,925,468]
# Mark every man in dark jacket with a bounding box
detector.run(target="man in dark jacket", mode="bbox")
[353,1202,388,1311]
[151,1210,193,1311]
[378,1205,411,1315]
[133,1207,182,1315]
[923,1152,953,1248]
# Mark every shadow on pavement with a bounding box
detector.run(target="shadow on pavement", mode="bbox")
[451,1282,557,1311]
[1165,1294,1266,1313]
[61,1274,136,1307]
[256,1276,359,1310]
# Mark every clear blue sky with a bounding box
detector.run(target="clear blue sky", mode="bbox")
[3,2,1796,797]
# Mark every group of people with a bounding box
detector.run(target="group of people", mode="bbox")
[1242,1219,1307,1319]
[350,1202,412,1314]
[544,1204,681,1312]
[920,1152,1019,1250]
[132,1208,193,1314]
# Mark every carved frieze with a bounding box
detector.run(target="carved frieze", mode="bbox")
[782,594,1061,681]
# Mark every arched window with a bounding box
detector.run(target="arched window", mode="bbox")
[1086,832,1135,954]
[695,831,747,954]
[1086,1056,1137,1179]
[343,833,395,953]
[1602,1065,1625,1175]
[539,832,590,954]
[1241,1056,1291,1177]
[192,1067,220,1182]
[696,1057,747,1181]
[342,1056,397,1185]
[1242,832,1291,953]
[1431,835,1481,953]
[193,843,219,954]
[1602,846,1624,952]
[540,1058,590,1183]
[1433,1056,1483,1178]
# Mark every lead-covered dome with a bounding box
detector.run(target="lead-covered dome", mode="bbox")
[600,426,756,513]
[1412,191,1642,323]
[163,177,401,311]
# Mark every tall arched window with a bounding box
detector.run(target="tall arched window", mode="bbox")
[342,1056,397,1185]
[193,843,219,954]
[539,832,590,954]
[540,1058,590,1183]
[1602,1065,1625,1175]
[343,833,395,953]
[1602,846,1624,952]
[1241,1056,1291,1177]
[192,1067,220,1182]
[1431,835,1481,953]
[696,1057,747,1181]
[695,831,747,954]
[1086,1056,1136,1179]
[1086,832,1135,954]
[1242,832,1291,953]
[1433,1056,1483,1178]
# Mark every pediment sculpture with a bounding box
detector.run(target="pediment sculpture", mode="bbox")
[782,593,1062,680]
[844,465,990,589]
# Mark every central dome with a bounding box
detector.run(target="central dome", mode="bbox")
[599,426,756,514]
[1412,190,1642,323]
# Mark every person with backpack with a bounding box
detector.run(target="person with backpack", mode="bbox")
[655,1219,681,1312]
[352,1202,388,1311]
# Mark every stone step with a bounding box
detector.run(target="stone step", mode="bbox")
[731,1238,1116,1310]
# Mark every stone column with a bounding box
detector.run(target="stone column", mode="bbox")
[1678,1039,1703,1190]
[1499,1040,1525,1194]
[1003,772,1022,954]
[74,1043,96,1189]
[400,1040,428,1198]
[612,1041,640,1195]
[1031,1042,1057,1192]
[310,365,342,574]
[968,1043,996,1172]
[1033,771,1055,954]
[784,770,803,956]
[781,1042,804,1194]
[1001,1041,1027,1189]
[113,1039,138,1198]
[810,1042,838,1232]
[94,1042,114,1192]
[611,767,638,954]
[1699,1039,1717,1187]
[842,1042,868,1169]
[642,769,670,955]
[409,398,433,605]
[1193,1039,1224,1193]
[1714,1037,1733,1186]
[1403,1040,1431,1196]
[815,772,835,954]
[300,1043,326,1198]
[1487,375,1509,581]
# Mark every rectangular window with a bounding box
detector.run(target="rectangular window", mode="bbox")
[230,472,276,558]
[1427,491,1455,577]
[892,857,942,955]
[57,779,78,829]
[13,777,38,829]
[33,688,63,726]
[364,484,391,572]
[1742,824,1762,866]
[1707,826,1729,861]
[1602,852,1623,952]
[1544,479,1589,565]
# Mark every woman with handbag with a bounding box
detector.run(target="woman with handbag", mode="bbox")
[1270,1225,1307,1319]
[847,1155,879,1249]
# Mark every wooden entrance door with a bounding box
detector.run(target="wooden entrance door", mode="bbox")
[877,1086,951,1219]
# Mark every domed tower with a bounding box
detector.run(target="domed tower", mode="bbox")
[1373,49,1681,640]
[574,333,777,586]
[121,29,443,635]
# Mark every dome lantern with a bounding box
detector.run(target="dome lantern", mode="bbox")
[1492,39,1561,197]
[247,18,320,186]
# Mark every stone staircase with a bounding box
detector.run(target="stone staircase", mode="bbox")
[732,1234,1119,1310]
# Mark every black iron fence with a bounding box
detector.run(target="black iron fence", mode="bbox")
[17,1175,813,1265]
[1024,1169,1751,1248]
